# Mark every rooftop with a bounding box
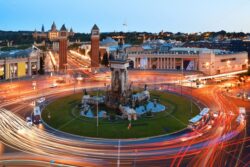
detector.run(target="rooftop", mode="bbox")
[0,48,38,59]
[60,24,67,31]
[189,115,202,123]
[92,24,99,30]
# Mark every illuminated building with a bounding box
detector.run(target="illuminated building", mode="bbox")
[127,47,248,75]
[48,22,59,41]
[0,48,41,80]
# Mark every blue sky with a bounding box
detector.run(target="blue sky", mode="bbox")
[0,0,250,33]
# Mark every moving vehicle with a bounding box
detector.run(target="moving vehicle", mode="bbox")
[50,83,58,88]
[33,106,42,124]
[36,97,46,104]
[26,117,33,126]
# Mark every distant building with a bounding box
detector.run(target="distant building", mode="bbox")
[126,46,248,75]
[101,37,118,47]
[33,25,47,40]
[0,48,41,80]
[33,22,74,71]
[33,22,74,42]
[48,22,59,41]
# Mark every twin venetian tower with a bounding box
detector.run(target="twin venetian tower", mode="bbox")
[90,24,100,71]
[33,23,100,72]
[55,24,100,72]
[58,24,68,71]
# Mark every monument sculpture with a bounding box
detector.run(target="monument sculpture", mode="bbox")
[81,48,158,120]
[105,52,131,109]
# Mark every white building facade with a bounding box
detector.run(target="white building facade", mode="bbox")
[0,48,41,80]
[127,47,248,75]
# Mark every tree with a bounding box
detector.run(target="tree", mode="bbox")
[247,66,250,76]
[38,54,45,75]
[101,52,109,66]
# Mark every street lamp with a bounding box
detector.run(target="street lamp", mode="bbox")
[205,62,211,75]
[181,65,184,95]
[64,63,68,82]
[190,80,193,115]
[9,67,14,84]
[32,81,37,90]
[96,89,100,128]
[205,62,214,76]
[245,59,248,64]
[48,112,51,119]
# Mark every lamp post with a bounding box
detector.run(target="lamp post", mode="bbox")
[227,60,231,72]
[32,80,37,90]
[9,66,13,84]
[64,63,68,83]
[63,63,68,74]
[96,89,99,128]
[73,74,76,94]
[205,62,210,75]
[190,80,193,115]
[181,64,184,95]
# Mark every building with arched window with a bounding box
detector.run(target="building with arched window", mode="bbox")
[126,47,248,75]
[0,48,41,80]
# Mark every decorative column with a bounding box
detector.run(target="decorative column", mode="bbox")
[37,55,40,71]
[181,58,184,70]
[138,58,140,69]
[173,58,176,69]
[170,58,172,69]
[160,58,162,69]
[136,58,138,69]
[28,58,32,76]
[161,58,164,69]
[166,58,169,69]
[194,59,198,70]
[4,60,9,79]
[163,58,166,69]
[157,58,159,69]
[149,58,152,69]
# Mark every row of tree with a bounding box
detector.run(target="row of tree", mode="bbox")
[1,30,250,47]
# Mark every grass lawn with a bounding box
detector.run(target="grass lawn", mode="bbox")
[42,91,199,139]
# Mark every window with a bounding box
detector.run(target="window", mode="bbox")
[221,58,236,62]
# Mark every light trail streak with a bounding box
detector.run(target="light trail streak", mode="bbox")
[0,73,248,166]
[0,105,245,166]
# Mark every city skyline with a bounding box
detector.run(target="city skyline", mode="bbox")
[1,0,250,33]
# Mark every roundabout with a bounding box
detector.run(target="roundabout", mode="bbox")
[0,70,248,167]
[41,90,200,139]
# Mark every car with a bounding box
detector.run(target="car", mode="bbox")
[213,111,219,118]
[33,115,42,124]
[26,117,33,126]
[50,83,58,88]
[76,75,83,81]
[36,97,46,104]
[236,93,241,97]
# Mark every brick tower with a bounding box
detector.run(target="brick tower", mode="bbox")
[59,24,68,71]
[91,24,100,70]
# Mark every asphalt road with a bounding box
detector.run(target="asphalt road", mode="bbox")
[0,72,249,167]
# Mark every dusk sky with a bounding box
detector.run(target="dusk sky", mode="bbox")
[1,0,250,33]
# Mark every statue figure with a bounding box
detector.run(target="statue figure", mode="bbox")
[83,89,88,95]
[113,71,121,93]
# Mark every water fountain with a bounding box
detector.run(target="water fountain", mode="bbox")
[81,51,165,120]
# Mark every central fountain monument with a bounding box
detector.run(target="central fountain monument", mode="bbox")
[105,52,132,109]
[81,48,158,121]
